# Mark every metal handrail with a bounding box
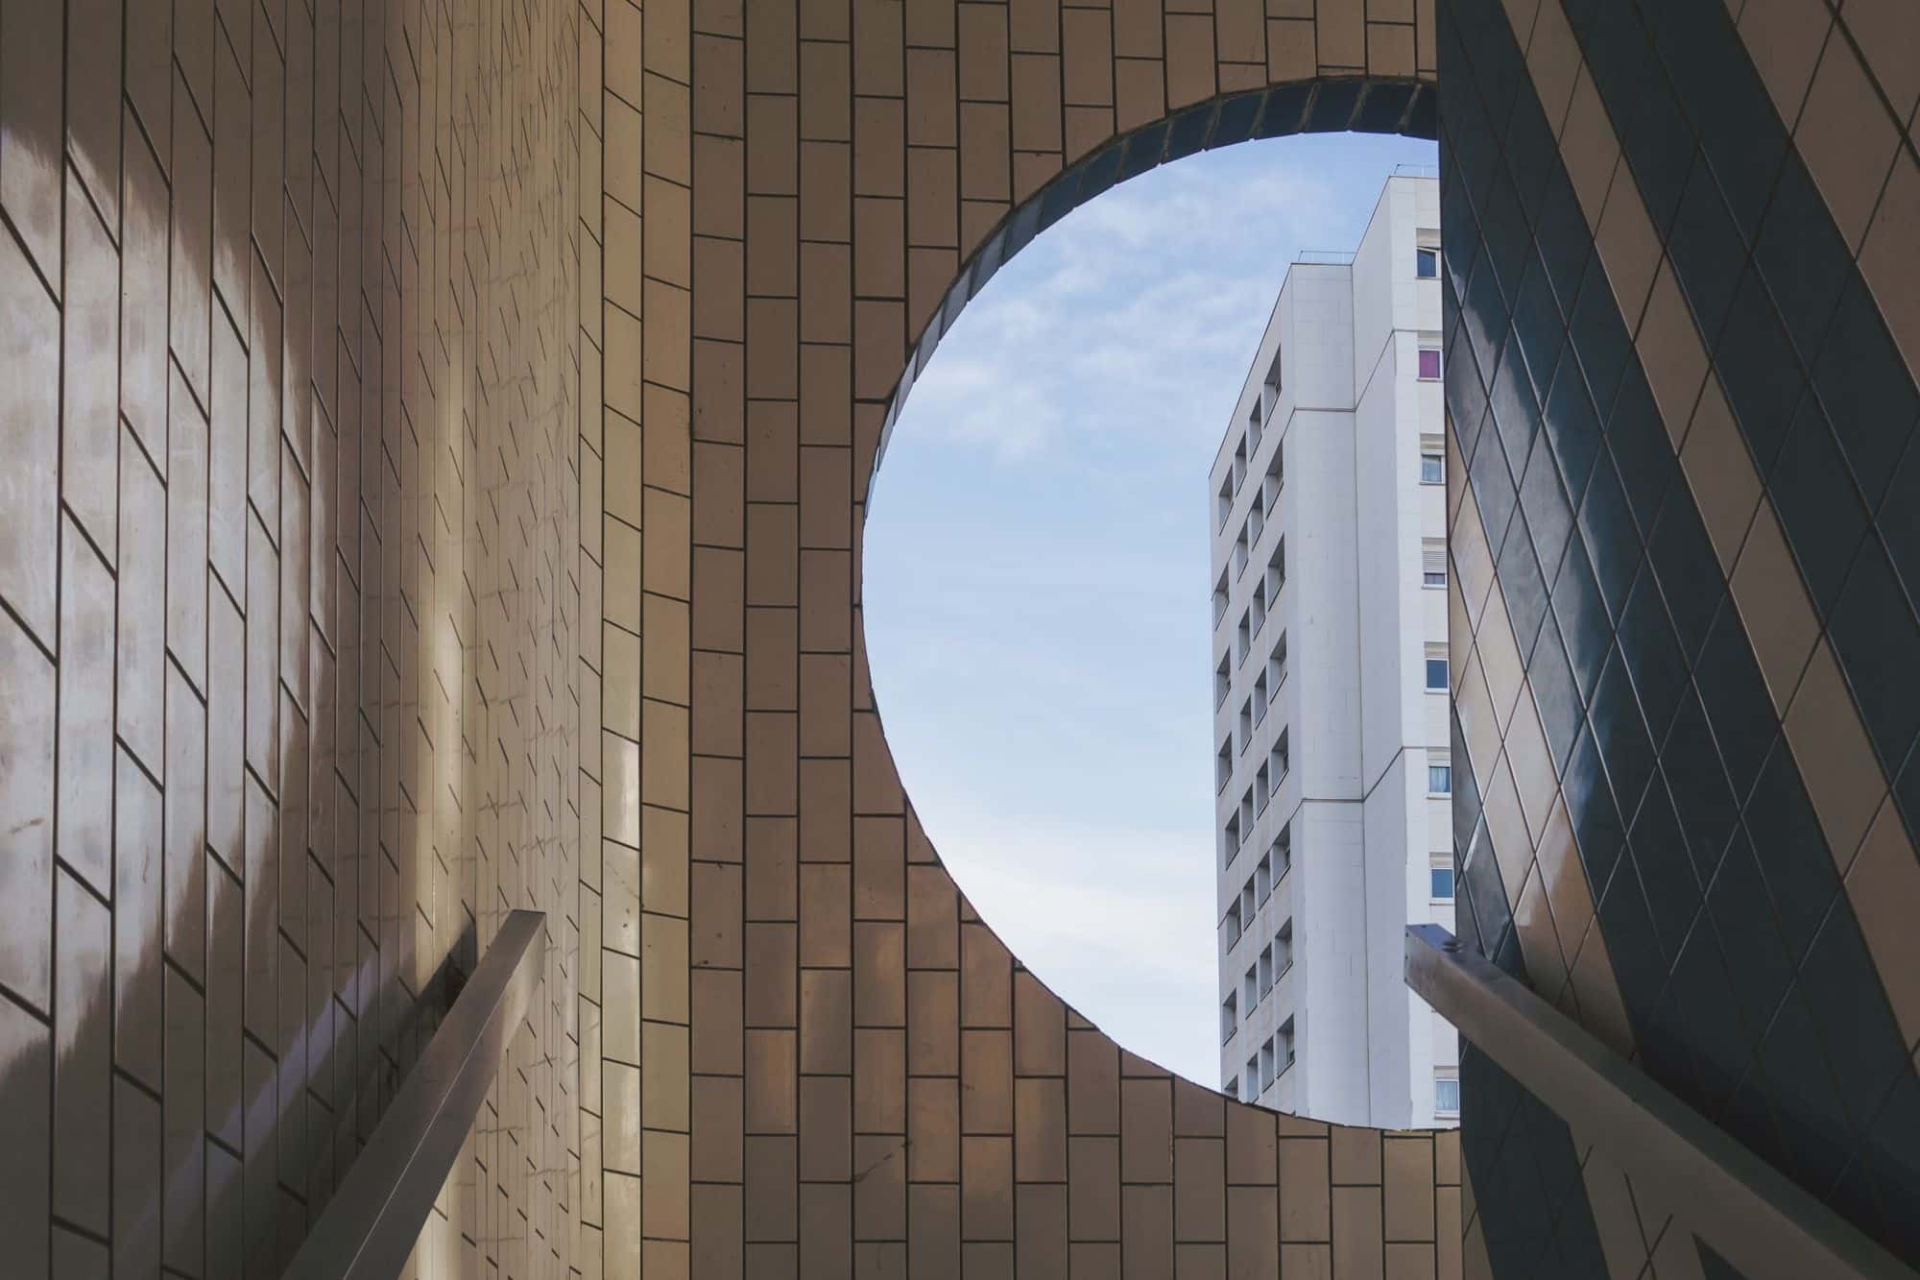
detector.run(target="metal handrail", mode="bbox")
[281,910,547,1280]
[1404,924,1919,1280]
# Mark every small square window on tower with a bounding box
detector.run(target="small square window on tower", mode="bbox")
[1415,231,1441,279]
[1420,432,1445,484]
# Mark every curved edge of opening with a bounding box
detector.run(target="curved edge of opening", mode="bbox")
[868,75,1438,502]
[851,72,1446,1125]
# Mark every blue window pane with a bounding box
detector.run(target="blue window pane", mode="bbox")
[1429,765,1453,794]
[1431,868,1455,900]
[1416,247,1439,278]
[1435,1077,1461,1114]
[1426,658,1449,690]
[1421,453,1445,483]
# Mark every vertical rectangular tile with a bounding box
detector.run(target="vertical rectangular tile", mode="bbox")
[53,867,111,1235]
[0,610,55,1009]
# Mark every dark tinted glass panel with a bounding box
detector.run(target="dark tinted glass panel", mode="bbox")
[1716,269,1805,473]
[1827,540,1920,775]
[1753,156,1850,364]
[1768,399,1869,619]
[1812,276,1919,509]
[1667,159,1745,343]
[1742,743,1839,967]
[1659,689,1738,885]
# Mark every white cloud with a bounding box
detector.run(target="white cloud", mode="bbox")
[906,357,1064,462]
[1064,157,1342,254]
[895,146,1347,466]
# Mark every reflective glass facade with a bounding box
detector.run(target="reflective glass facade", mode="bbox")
[1439,0,1920,1275]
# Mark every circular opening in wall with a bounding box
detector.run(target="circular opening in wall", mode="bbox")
[863,131,1447,1122]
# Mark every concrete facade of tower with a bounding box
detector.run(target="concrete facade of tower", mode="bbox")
[1211,173,1460,1132]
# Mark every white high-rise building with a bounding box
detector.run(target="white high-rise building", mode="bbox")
[1208,173,1457,1130]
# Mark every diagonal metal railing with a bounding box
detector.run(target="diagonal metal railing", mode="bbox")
[1404,924,1919,1280]
[281,909,547,1280]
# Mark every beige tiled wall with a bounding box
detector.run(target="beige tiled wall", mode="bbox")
[0,0,579,1277]
[580,0,1455,1275]
[0,0,1456,1275]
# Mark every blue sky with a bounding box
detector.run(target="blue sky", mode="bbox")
[864,132,1439,1087]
